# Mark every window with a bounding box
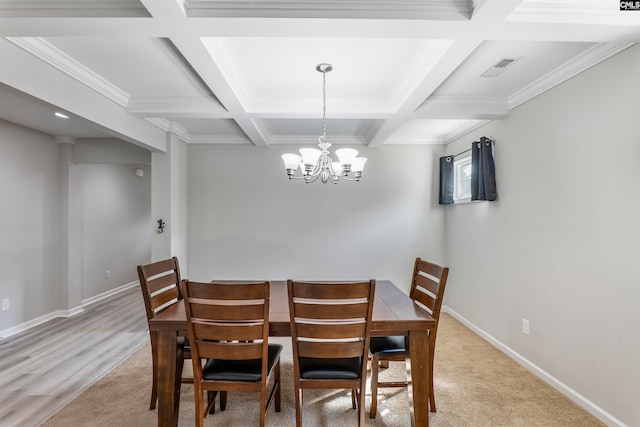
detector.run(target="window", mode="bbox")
[453,151,471,203]
[439,137,497,205]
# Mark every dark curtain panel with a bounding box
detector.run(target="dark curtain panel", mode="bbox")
[439,156,454,205]
[471,137,497,201]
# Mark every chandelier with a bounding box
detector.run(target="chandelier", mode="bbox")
[281,63,367,184]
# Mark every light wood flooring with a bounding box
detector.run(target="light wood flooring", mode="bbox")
[0,287,149,427]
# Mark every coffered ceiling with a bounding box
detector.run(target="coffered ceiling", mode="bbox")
[0,0,638,152]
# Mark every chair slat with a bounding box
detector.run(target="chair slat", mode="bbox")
[412,289,436,312]
[292,301,369,320]
[141,258,177,278]
[197,341,264,360]
[413,273,439,298]
[147,272,179,294]
[298,341,364,359]
[151,287,179,311]
[291,282,372,299]
[193,322,264,341]
[295,322,366,340]
[189,281,268,300]
[190,303,265,321]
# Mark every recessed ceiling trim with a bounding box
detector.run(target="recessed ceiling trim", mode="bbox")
[127,96,231,118]
[0,0,150,17]
[188,135,253,144]
[508,1,638,25]
[248,99,394,116]
[268,134,367,145]
[442,119,491,144]
[384,136,445,145]
[6,37,130,107]
[184,0,472,20]
[416,97,510,119]
[144,117,190,141]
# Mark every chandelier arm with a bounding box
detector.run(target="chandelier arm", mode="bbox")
[337,175,360,182]
[305,173,321,184]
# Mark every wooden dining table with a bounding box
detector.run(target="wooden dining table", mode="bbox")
[148,279,436,427]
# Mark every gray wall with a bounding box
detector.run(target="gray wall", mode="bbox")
[443,44,640,426]
[0,120,60,328]
[186,144,446,291]
[70,162,151,299]
[0,122,152,333]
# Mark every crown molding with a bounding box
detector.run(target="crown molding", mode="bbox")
[188,135,253,144]
[267,134,367,145]
[416,97,510,119]
[509,42,634,109]
[6,37,130,107]
[127,97,230,118]
[384,136,444,145]
[185,0,471,19]
[144,117,191,142]
[55,135,77,144]
[0,0,149,17]
[442,119,490,144]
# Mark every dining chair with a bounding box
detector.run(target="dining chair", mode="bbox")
[288,279,376,427]
[180,280,282,427]
[369,258,449,418]
[137,257,194,411]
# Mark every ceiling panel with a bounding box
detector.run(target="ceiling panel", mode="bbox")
[431,40,597,98]
[44,37,213,99]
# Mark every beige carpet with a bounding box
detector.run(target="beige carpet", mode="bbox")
[43,314,604,426]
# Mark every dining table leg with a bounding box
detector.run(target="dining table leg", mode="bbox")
[156,330,180,427]
[406,329,430,427]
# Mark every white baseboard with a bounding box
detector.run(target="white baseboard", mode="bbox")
[442,306,627,427]
[80,280,138,307]
[0,281,139,340]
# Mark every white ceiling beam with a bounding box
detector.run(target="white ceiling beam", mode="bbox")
[367,38,484,146]
[140,0,268,146]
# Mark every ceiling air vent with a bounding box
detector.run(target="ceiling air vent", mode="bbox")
[480,57,521,78]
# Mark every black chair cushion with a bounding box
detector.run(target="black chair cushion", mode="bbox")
[299,357,361,379]
[202,344,282,382]
[369,336,406,356]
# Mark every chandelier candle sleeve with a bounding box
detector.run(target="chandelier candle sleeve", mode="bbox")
[281,63,367,184]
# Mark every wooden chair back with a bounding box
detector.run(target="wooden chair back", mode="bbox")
[410,257,449,323]
[182,280,270,366]
[288,280,375,360]
[137,256,182,324]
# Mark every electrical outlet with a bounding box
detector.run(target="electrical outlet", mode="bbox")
[522,318,530,335]
[1,298,9,311]
[106,270,111,279]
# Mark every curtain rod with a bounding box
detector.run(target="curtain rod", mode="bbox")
[448,137,495,159]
